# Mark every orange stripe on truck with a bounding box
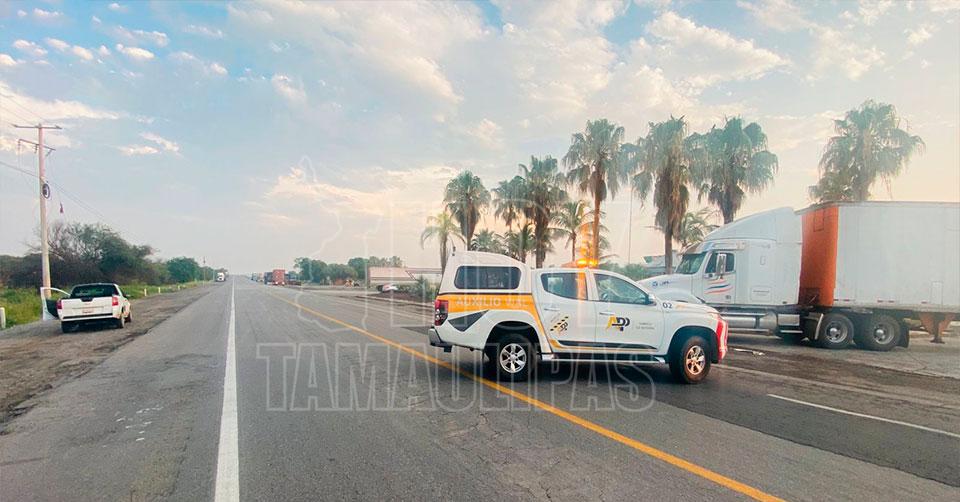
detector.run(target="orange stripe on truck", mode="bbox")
[799,205,839,307]
[437,293,546,335]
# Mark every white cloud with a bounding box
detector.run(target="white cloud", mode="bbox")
[33,8,63,21]
[118,145,159,156]
[41,38,98,62]
[927,0,960,12]
[230,1,485,104]
[140,132,180,153]
[98,45,111,57]
[459,118,504,149]
[906,25,936,46]
[71,46,94,61]
[858,0,893,25]
[17,10,26,18]
[0,80,121,121]
[184,24,225,39]
[169,51,229,77]
[92,15,101,25]
[113,26,169,47]
[114,44,155,61]
[108,3,128,13]
[13,40,47,57]
[209,62,228,76]
[271,74,306,102]
[643,12,789,89]
[736,0,811,31]
[44,38,70,52]
[809,28,884,80]
[0,54,20,67]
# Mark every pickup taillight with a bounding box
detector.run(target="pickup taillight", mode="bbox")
[434,299,448,326]
[716,317,728,361]
[56,299,62,310]
[111,296,119,307]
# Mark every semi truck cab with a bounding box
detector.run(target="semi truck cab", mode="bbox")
[642,207,803,337]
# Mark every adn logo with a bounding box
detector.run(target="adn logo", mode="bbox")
[606,316,630,331]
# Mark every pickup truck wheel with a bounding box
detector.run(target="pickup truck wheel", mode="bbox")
[490,333,533,382]
[670,335,711,384]
[125,310,133,323]
[61,321,78,333]
[856,314,900,351]
[115,315,125,329]
[816,313,853,349]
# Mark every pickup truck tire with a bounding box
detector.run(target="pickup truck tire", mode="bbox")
[114,315,125,329]
[61,321,79,334]
[670,335,711,384]
[125,311,133,323]
[855,314,900,352]
[489,332,533,382]
[816,313,853,349]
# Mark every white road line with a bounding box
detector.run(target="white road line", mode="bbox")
[766,393,960,440]
[214,281,240,502]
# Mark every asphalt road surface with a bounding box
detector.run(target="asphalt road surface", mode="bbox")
[2,277,958,501]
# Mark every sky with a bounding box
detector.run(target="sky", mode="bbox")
[0,0,958,273]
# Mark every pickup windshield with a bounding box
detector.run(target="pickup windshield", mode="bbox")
[675,253,706,275]
[70,284,119,298]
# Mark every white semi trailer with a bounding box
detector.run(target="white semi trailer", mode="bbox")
[643,201,960,351]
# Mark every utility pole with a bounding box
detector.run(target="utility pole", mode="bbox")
[14,123,62,298]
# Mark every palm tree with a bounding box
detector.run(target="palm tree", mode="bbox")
[811,100,924,202]
[444,171,491,245]
[552,200,588,263]
[633,116,693,274]
[677,208,719,249]
[563,119,629,263]
[520,155,567,267]
[492,176,527,232]
[420,212,463,273]
[470,229,503,253]
[503,223,533,264]
[688,117,779,224]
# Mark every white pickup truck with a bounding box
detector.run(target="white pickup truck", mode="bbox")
[429,251,728,383]
[57,283,132,333]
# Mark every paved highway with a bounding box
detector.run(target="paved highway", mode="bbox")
[2,277,958,501]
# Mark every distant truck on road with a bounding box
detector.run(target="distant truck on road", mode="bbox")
[272,269,287,286]
[643,201,960,351]
[56,283,132,333]
[216,271,226,282]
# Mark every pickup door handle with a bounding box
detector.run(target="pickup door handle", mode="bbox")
[599,311,615,316]
[543,307,560,312]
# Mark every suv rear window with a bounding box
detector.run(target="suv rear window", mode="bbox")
[70,284,119,298]
[454,266,521,290]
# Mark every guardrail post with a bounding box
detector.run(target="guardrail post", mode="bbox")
[1,306,6,330]
[143,288,148,297]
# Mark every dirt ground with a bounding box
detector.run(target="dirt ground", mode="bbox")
[0,285,214,429]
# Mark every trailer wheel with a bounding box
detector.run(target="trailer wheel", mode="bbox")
[816,313,854,349]
[856,314,901,351]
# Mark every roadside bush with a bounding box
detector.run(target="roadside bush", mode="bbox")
[0,288,41,327]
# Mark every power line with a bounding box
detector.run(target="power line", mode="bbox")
[0,160,107,220]
[0,91,48,124]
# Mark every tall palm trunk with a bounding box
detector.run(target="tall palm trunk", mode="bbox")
[439,236,448,274]
[592,182,602,262]
[664,229,673,274]
[571,234,577,262]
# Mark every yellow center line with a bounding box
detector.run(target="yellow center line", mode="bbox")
[266,291,785,502]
